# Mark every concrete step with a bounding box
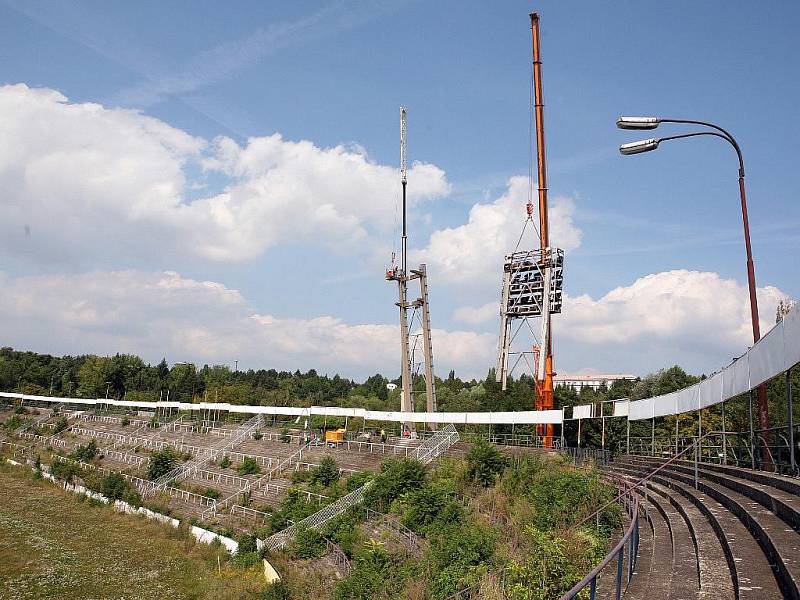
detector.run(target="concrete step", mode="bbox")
[620,457,800,599]
[608,466,736,599]
[610,460,785,599]
[625,456,800,532]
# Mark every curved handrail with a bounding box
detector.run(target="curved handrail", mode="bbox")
[573,431,716,530]
[559,487,639,600]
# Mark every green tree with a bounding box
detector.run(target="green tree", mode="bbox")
[72,440,98,462]
[466,439,507,487]
[310,456,340,487]
[76,356,112,398]
[147,448,177,480]
[364,458,426,511]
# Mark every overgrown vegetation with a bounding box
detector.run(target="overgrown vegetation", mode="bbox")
[147,447,177,480]
[72,439,98,462]
[237,456,260,476]
[52,416,69,434]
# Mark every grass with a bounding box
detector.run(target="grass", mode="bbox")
[0,461,265,599]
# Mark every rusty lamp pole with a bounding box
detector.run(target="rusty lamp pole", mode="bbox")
[617,116,770,467]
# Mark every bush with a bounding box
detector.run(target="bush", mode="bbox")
[253,430,263,441]
[52,416,69,434]
[310,456,339,487]
[426,522,495,598]
[237,533,258,554]
[72,440,99,462]
[261,581,290,600]
[99,472,142,506]
[203,487,220,500]
[121,416,130,426]
[323,512,361,557]
[50,459,81,484]
[147,447,177,480]
[505,526,592,600]
[465,439,506,488]
[401,484,463,533]
[280,427,290,443]
[231,551,261,568]
[237,457,260,476]
[218,455,231,469]
[148,415,159,428]
[5,415,25,430]
[291,469,311,484]
[504,455,621,531]
[346,471,374,491]
[364,458,426,511]
[290,526,326,559]
[332,541,397,600]
[266,489,321,534]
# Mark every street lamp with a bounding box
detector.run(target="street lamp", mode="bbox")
[617,116,771,466]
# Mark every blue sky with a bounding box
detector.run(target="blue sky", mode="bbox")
[1,0,798,379]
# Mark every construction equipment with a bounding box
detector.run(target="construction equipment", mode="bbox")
[496,13,563,447]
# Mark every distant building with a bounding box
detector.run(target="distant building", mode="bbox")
[555,373,637,392]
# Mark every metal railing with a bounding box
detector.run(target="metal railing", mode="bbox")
[364,507,424,553]
[624,423,800,477]
[560,446,612,467]
[559,485,640,600]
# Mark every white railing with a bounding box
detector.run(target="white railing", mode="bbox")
[206,441,310,518]
[146,415,264,495]
[18,431,68,448]
[186,467,250,490]
[165,486,218,509]
[294,461,360,475]
[231,504,271,523]
[99,447,147,467]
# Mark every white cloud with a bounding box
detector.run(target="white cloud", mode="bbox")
[414,175,582,285]
[0,269,494,380]
[0,84,449,265]
[453,301,499,325]
[453,270,789,376]
[555,270,787,371]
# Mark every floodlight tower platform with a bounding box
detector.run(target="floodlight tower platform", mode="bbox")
[497,247,563,390]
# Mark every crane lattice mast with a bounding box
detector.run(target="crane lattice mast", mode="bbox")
[387,107,437,434]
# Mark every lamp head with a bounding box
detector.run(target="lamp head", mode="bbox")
[619,138,659,155]
[617,116,660,130]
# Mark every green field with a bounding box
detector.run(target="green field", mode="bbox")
[0,461,264,600]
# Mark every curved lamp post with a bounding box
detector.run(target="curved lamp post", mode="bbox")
[617,116,771,467]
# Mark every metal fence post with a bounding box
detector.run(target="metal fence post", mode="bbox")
[675,414,679,456]
[626,417,630,455]
[748,391,756,470]
[651,417,655,456]
[694,441,699,490]
[590,577,597,600]
[616,547,624,600]
[721,400,727,466]
[788,368,796,474]
[698,410,702,462]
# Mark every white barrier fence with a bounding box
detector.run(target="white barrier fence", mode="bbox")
[0,392,563,426]
[628,304,800,421]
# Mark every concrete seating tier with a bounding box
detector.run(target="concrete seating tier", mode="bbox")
[605,455,800,599]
